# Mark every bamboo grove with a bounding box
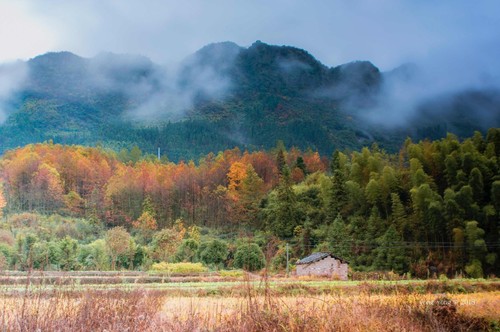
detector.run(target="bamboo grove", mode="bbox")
[0,129,499,277]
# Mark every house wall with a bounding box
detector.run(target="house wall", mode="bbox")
[296,256,348,280]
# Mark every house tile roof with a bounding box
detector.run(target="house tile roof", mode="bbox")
[296,252,348,265]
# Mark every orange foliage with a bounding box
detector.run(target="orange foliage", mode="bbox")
[291,167,305,183]
[0,184,6,218]
[227,161,248,194]
[303,151,327,173]
[0,142,326,226]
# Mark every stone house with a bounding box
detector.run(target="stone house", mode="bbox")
[296,252,349,280]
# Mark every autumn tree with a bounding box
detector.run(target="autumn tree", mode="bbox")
[0,184,6,218]
[132,196,158,244]
[105,226,133,270]
[237,164,265,225]
[151,219,186,262]
[227,161,247,195]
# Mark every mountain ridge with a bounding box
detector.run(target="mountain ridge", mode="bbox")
[1,41,499,160]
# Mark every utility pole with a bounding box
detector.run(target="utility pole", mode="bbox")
[286,243,289,277]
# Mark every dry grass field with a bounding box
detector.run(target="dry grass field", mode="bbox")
[0,274,499,331]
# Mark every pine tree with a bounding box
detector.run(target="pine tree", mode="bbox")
[373,225,407,273]
[238,164,265,226]
[267,166,298,238]
[295,156,307,175]
[327,214,351,260]
[327,151,348,222]
[390,193,407,236]
[276,149,286,176]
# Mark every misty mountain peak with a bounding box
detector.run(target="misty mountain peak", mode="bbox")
[28,52,87,74]
[179,42,242,81]
[334,61,379,76]
[247,40,325,69]
[385,62,419,83]
[331,61,381,92]
[30,51,83,63]
[194,42,242,59]
[234,41,331,95]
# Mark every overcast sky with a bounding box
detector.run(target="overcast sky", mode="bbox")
[0,0,499,72]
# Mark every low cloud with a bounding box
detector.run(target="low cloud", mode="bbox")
[278,58,312,73]
[122,43,239,122]
[0,61,28,123]
[359,47,500,129]
[2,0,500,131]
[0,46,238,125]
[89,44,239,122]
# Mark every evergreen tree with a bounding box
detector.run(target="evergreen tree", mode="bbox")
[59,236,78,271]
[295,156,307,175]
[276,149,286,176]
[492,181,500,213]
[327,151,348,221]
[444,154,458,188]
[468,168,484,203]
[390,193,407,236]
[266,166,298,238]
[238,164,265,226]
[327,214,351,260]
[373,225,407,273]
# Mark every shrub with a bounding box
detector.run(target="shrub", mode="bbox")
[233,243,265,271]
[0,243,14,265]
[0,229,15,246]
[199,239,228,268]
[77,239,109,270]
[465,259,484,278]
[9,213,40,228]
[439,274,449,281]
[175,239,199,262]
[150,262,207,274]
[0,252,7,270]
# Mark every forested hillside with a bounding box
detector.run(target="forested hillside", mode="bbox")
[1,41,499,160]
[0,130,498,276]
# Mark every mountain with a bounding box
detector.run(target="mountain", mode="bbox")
[1,41,499,160]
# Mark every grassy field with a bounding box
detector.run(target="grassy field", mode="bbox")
[0,272,499,331]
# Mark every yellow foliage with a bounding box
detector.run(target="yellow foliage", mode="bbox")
[150,262,207,274]
[219,270,244,278]
[227,161,248,193]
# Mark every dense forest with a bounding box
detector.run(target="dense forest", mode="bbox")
[0,129,499,277]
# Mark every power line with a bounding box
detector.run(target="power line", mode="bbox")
[283,240,500,249]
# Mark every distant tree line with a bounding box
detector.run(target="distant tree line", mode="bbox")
[0,129,499,276]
